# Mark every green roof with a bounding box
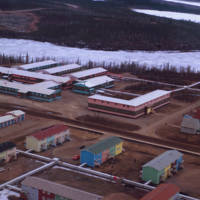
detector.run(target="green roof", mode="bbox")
[84,136,122,154]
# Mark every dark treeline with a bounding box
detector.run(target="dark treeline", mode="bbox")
[1,54,200,85]
[106,63,200,85]
[1,0,200,51]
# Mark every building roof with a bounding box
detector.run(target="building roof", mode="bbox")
[19,60,58,71]
[7,110,25,117]
[31,124,69,140]
[0,66,71,84]
[75,75,114,88]
[0,114,16,124]
[44,64,82,74]
[89,90,170,107]
[22,176,102,200]
[181,115,200,131]
[84,136,122,154]
[129,90,170,107]
[0,141,16,153]
[140,184,180,200]
[143,150,183,171]
[71,67,107,79]
[0,80,57,96]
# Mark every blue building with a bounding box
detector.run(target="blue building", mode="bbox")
[81,136,123,167]
[73,75,114,95]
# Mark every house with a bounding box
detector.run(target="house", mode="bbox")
[71,67,107,80]
[0,141,16,163]
[88,90,171,118]
[26,124,70,152]
[21,176,103,200]
[140,184,180,200]
[73,75,114,95]
[18,60,59,71]
[43,64,84,75]
[181,114,200,134]
[0,110,25,129]
[141,150,183,184]
[81,136,123,167]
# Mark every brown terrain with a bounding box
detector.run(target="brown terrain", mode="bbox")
[0,8,44,32]
[1,72,200,198]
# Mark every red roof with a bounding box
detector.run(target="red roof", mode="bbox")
[140,184,180,200]
[193,109,200,119]
[32,124,68,140]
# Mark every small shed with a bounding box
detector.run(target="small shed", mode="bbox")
[0,141,16,163]
[0,110,25,129]
[140,184,180,200]
[181,115,200,134]
[81,136,123,167]
[142,150,183,184]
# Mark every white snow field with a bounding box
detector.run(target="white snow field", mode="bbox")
[133,9,200,23]
[163,0,200,7]
[0,189,20,200]
[0,38,200,71]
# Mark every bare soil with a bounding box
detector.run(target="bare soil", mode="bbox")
[0,8,44,32]
[76,115,141,132]
[0,156,41,184]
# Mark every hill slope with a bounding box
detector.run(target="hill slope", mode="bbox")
[0,0,200,50]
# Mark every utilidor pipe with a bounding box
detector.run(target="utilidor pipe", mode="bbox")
[16,150,200,200]
[0,161,56,190]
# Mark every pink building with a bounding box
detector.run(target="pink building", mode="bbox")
[88,90,171,118]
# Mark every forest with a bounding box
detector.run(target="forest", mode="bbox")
[1,54,200,85]
[1,0,200,50]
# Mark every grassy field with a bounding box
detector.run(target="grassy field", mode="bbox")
[1,0,200,50]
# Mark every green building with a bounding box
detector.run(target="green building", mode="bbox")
[142,150,183,184]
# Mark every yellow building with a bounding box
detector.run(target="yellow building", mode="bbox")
[26,124,70,152]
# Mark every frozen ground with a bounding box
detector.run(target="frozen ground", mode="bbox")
[163,0,200,7]
[133,9,200,23]
[0,189,19,200]
[0,38,200,71]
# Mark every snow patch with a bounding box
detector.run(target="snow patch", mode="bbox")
[0,189,20,200]
[163,0,200,7]
[1,38,200,71]
[133,9,200,23]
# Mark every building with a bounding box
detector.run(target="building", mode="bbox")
[0,66,72,88]
[88,90,171,119]
[141,150,183,184]
[0,110,25,129]
[0,80,62,102]
[43,64,84,75]
[81,136,123,167]
[18,60,59,71]
[140,184,180,200]
[26,124,70,152]
[0,141,16,163]
[181,114,200,134]
[21,176,103,200]
[71,67,107,80]
[72,75,114,95]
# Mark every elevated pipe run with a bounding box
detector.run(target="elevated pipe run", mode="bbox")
[17,149,52,162]
[6,185,22,192]
[0,160,56,190]
[16,150,200,200]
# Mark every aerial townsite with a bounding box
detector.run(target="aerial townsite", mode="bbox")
[1,0,200,200]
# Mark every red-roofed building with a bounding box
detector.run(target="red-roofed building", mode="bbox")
[140,184,180,200]
[25,124,70,152]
